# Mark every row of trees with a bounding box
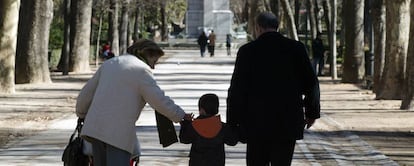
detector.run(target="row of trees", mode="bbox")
[233,0,414,110]
[1,0,414,110]
[0,0,185,93]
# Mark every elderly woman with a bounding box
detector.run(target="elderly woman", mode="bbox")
[76,39,193,165]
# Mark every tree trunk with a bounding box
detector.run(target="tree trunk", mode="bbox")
[132,2,140,43]
[330,0,337,79]
[119,0,129,54]
[70,0,92,73]
[322,0,331,35]
[57,0,71,75]
[371,0,386,94]
[401,0,414,110]
[377,0,410,100]
[67,0,77,71]
[294,0,300,29]
[322,0,331,76]
[63,0,71,75]
[160,0,168,42]
[95,14,103,67]
[268,0,279,19]
[0,0,19,94]
[242,0,249,24]
[109,0,119,56]
[15,0,53,84]
[342,0,365,83]
[307,0,317,39]
[314,0,323,33]
[280,0,298,40]
[247,0,258,39]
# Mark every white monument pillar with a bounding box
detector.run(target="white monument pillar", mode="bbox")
[186,0,233,41]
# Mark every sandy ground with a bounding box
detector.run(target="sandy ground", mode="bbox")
[0,72,90,148]
[318,77,414,166]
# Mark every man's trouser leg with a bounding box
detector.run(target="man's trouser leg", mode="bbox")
[247,139,296,166]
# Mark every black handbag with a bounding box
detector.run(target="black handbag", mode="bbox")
[62,118,90,166]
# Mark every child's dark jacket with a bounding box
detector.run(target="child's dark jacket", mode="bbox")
[179,115,237,166]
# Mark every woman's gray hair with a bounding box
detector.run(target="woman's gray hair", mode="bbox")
[256,12,279,30]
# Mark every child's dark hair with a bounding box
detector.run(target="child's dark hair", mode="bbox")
[198,93,219,116]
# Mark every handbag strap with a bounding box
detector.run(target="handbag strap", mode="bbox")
[67,118,84,144]
[76,118,84,136]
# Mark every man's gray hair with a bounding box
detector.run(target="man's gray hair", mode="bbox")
[256,12,279,30]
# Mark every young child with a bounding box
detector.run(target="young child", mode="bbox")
[179,93,238,166]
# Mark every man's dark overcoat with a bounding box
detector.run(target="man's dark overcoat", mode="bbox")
[226,31,320,142]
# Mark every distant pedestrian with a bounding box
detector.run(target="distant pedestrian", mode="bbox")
[226,12,321,165]
[208,30,216,57]
[197,31,208,57]
[226,34,232,56]
[100,42,114,60]
[180,93,238,166]
[312,32,325,76]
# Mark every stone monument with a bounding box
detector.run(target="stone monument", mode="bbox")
[186,0,233,41]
